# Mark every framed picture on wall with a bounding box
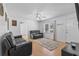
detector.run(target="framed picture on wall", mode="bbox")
[12,20,17,26]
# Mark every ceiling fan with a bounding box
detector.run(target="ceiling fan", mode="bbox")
[35,11,46,21]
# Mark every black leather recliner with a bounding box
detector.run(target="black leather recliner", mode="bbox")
[1,32,32,56]
[30,30,43,39]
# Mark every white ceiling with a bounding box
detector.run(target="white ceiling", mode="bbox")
[5,3,76,21]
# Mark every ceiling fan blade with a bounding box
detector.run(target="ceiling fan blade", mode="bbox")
[42,16,46,18]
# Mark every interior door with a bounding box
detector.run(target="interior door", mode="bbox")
[20,22,28,36]
[56,19,66,42]
[66,18,77,42]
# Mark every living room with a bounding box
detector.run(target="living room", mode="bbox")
[0,3,79,56]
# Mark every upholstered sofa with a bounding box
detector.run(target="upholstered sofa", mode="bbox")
[30,30,43,39]
[1,32,32,56]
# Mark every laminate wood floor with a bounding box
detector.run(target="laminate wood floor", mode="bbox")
[32,40,66,56]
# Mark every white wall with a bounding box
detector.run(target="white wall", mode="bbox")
[7,15,39,36]
[0,4,7,37]
[38,4,79,43]
[26,20,39,31]
[56,13,79,43]
[39,12,79,43]
[3,3,23,36]
[9,18,21,36]
[19,19,39,36]
[0,16,7,36]
[4,6,39,36]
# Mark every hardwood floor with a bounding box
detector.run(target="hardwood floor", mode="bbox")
[32,40,66,56]
[22,35,66,56]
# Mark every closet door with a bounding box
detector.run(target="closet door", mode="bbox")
[56,19,66,42]
[20,23,28,36]
[64,12,79,43]
[66,19,73,42]
[66,17,79,43]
